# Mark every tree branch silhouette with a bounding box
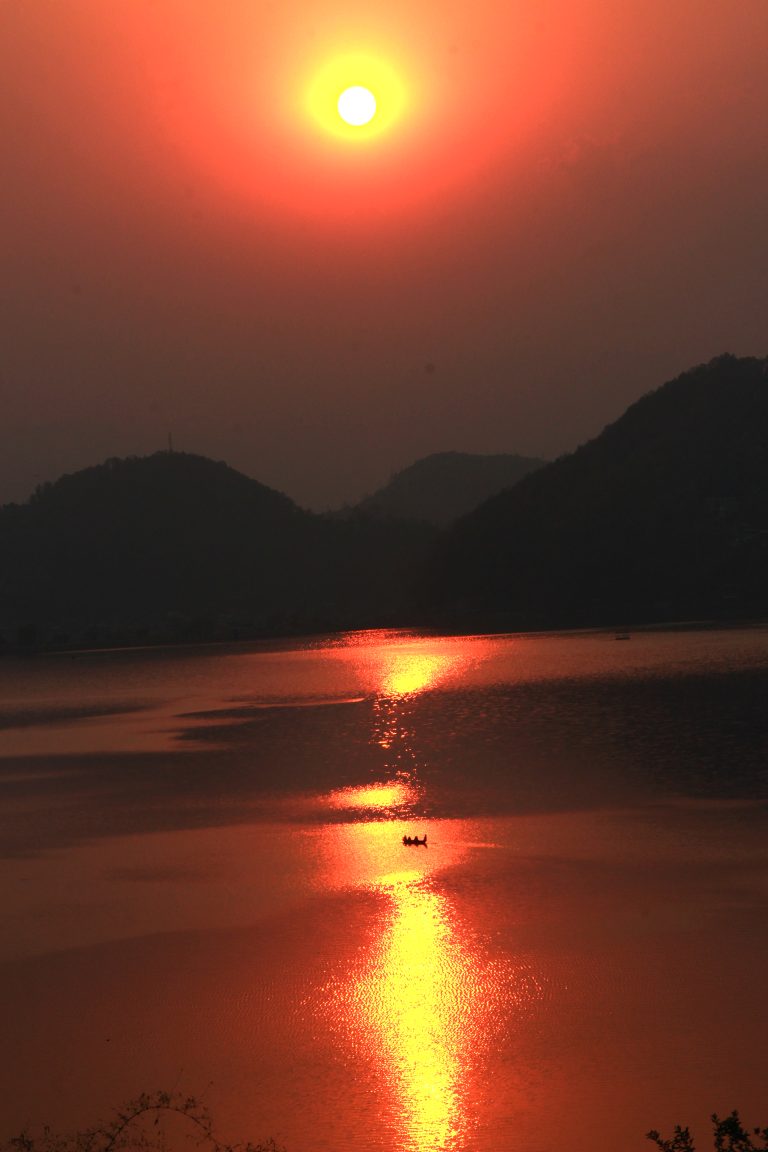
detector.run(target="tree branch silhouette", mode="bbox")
[4,1092,284,1152]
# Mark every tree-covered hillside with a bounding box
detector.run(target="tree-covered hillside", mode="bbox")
[418,355,768,629]
[0,452,433,648]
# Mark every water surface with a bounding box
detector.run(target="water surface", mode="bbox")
[1,628,766,1151]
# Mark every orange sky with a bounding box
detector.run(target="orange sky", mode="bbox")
[1,0,767,507]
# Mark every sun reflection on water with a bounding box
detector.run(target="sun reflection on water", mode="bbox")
[359,870,481,1149]
[324,779,418,813]
[308,633,539,1148]
[315,821,540,1151]
[372,648,456,759]
[380,652,456,698]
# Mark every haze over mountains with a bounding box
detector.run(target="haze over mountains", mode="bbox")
[1,354,766,649]
[352,452,545,526]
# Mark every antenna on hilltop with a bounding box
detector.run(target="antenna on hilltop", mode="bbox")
[167,432,173,454]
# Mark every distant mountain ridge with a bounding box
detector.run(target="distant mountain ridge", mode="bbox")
[352,451,546,526]
[418,354,768,629]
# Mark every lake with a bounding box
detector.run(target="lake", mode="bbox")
[0,628,766,1152]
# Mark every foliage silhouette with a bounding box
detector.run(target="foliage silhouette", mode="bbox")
[648,1112,768,1152]
[5,1097,766,1152]
[3,1092,284,1152]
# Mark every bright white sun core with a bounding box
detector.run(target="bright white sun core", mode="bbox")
[337,86,377,126]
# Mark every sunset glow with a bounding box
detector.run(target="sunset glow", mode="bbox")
[337,86,377,127]
[4,0,767,518]
[3,0,768,1147]
[307,55,404,140]
[113,2,578,224]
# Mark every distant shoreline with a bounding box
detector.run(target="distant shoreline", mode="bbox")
[2,615,766,660]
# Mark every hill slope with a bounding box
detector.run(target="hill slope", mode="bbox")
[418,355,768,629]
[355,451,546,526]
[0,452,433,646]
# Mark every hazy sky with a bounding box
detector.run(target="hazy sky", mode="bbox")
[2,0,767,509]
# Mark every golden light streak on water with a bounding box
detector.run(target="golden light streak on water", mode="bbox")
[361,871,477,1149]
[372,647,462,754]
[308,632,538,1147]
[329,631,488,702]
[317,820,540,1151]
[324,780,417,812]
[381,652,455,698]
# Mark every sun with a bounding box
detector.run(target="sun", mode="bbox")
[306,52,407,141]
[338,85,377,127]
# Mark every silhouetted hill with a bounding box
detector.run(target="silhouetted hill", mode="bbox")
[353,451,546,526]
[4,356,767,650]
[0,453,434,648]
[418,355,768,629]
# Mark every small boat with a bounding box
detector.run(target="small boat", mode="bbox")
[614,632,631,640]
[402,834,428,847]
